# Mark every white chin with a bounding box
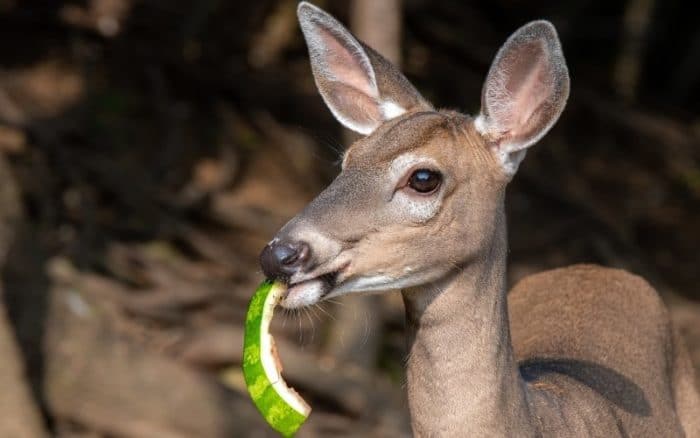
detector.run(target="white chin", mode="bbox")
[279,279,326,309]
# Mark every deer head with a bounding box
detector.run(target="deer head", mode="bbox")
[260,2,569,309]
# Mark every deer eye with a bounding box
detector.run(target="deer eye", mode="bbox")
[407,169,441,194]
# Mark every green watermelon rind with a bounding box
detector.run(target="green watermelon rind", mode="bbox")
[243,280,310,437]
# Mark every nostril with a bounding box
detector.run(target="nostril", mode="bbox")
[274,244,299,266]
[287,242,310,266]
[260,241,311,280]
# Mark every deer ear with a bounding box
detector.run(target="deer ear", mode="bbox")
[297,2,431,135]
[475,20,570,175]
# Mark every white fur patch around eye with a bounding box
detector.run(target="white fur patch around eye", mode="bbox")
[389,154,438,179]
[393,190,442,221]
[388,154,443,222]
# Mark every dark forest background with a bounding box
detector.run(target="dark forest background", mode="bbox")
[0,0,698,436]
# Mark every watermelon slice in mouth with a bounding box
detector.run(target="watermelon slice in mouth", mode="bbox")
[243,280,311,436]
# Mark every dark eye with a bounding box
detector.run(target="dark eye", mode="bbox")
[407,169,441,194]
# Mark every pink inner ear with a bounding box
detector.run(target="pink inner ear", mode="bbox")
[503,41,550,135]
[326,81,382,129]
[317,27,377,98]
[483,37,560,147]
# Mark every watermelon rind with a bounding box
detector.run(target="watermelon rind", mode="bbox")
[243,280,311,437]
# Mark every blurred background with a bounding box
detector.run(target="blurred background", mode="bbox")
[0,0,698,436]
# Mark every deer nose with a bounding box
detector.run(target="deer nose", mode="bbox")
[259,240,311,280]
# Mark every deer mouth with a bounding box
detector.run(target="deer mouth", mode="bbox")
[279,271,339,308]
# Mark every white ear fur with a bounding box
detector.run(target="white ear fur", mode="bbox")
[475,20,570,176]
[297,2,409,135]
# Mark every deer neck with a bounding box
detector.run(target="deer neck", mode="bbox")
[401,207,534,437]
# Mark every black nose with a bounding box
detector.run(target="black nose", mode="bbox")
[259,240,311,280]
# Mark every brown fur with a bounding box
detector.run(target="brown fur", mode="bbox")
[271,3,700,436]
[510,265,700,436]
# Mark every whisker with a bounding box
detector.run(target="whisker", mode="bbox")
[300,129,346,165]
[317,134,345,158]
[325,298,347,307]
[302,307,316,345]
[314,303,335,321]
[360,305,370,348]
[310,305,322,322]
[296,308,304,345]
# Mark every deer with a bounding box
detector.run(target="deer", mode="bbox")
[258,2,700,436]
